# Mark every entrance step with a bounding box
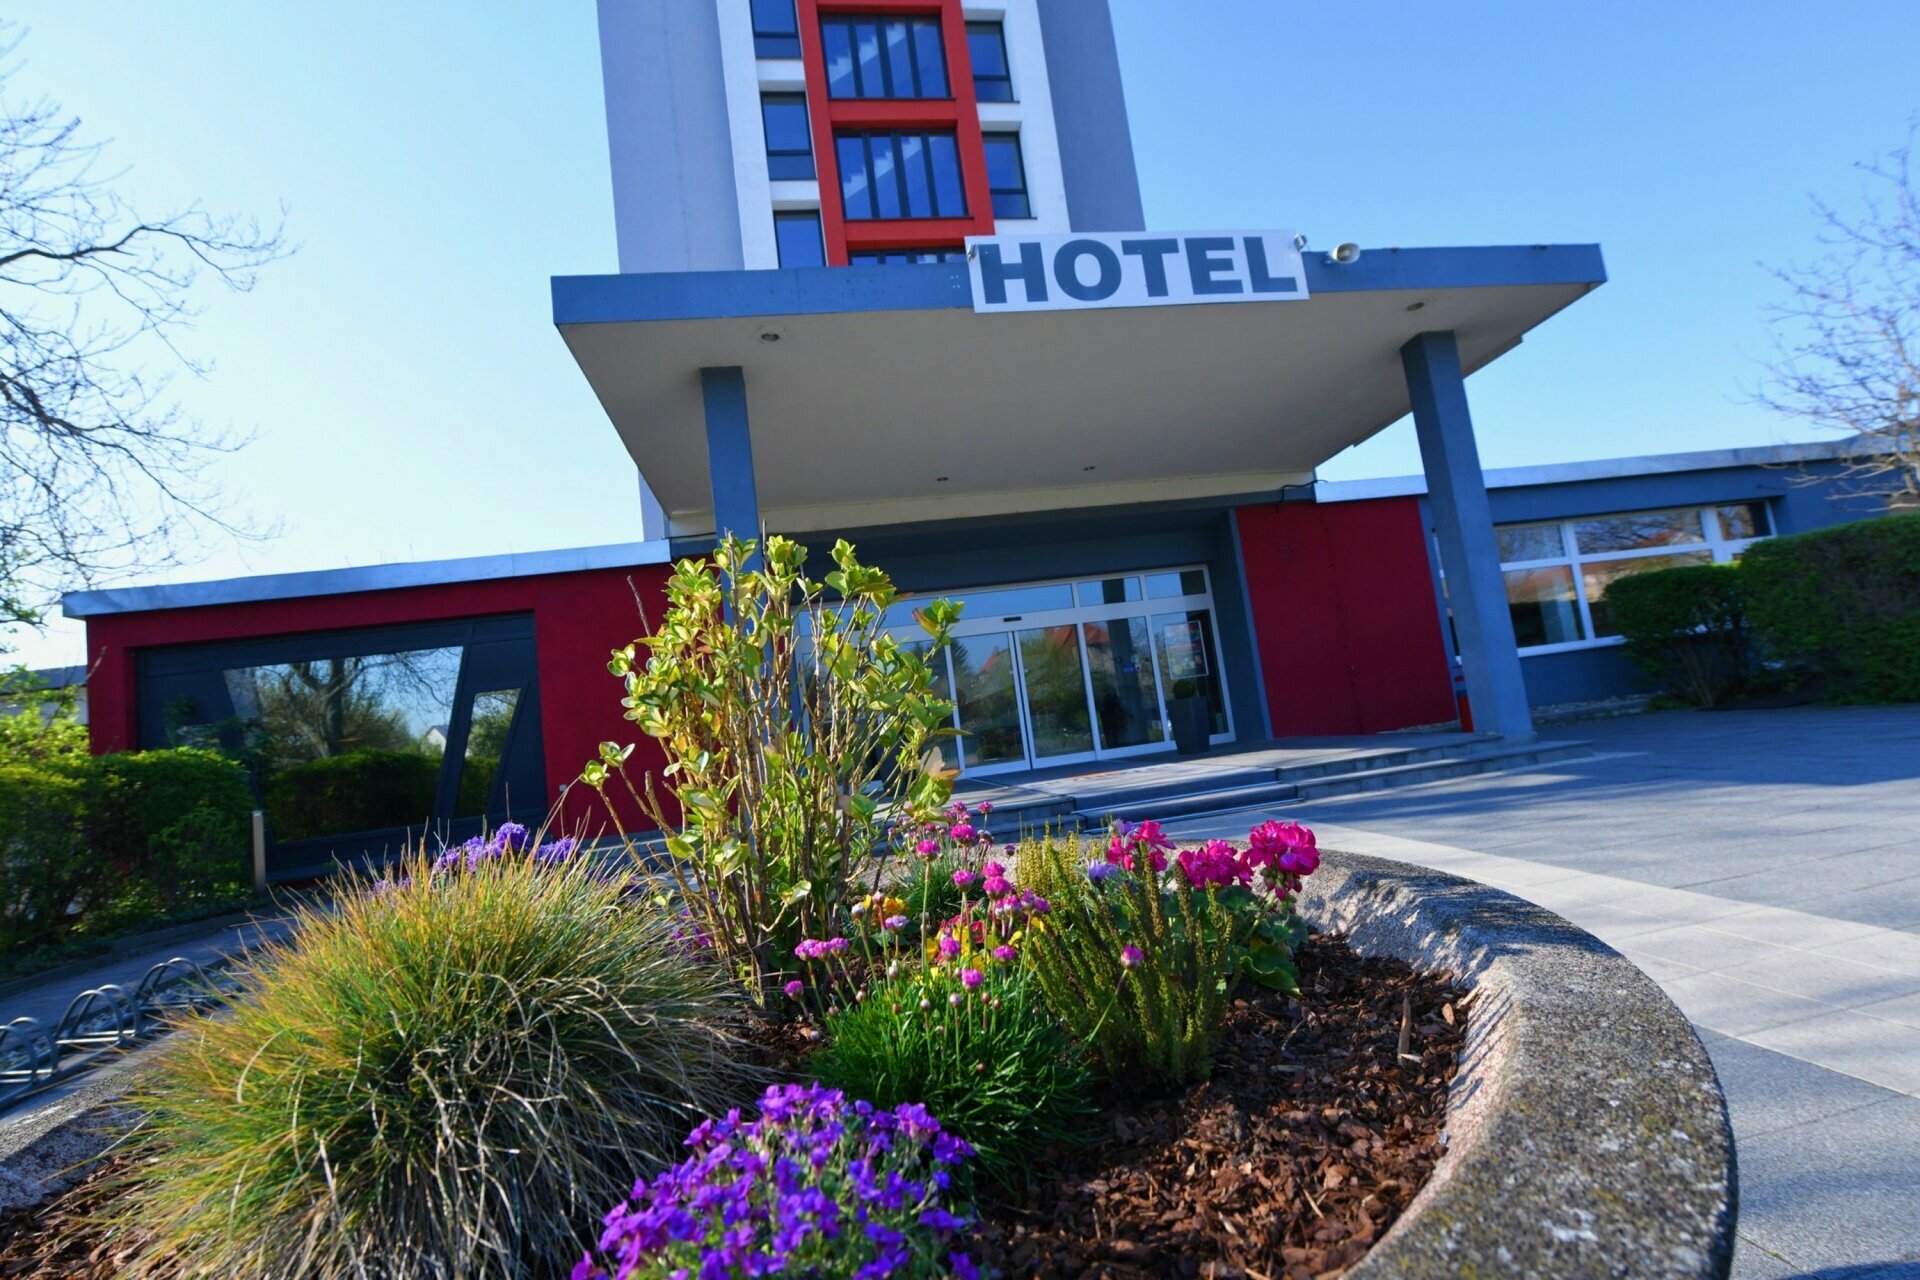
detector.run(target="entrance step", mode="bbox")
[979,738,1593,833]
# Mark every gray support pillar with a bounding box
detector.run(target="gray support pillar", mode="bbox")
[701,366,761,556]
[1400,332,1534,740]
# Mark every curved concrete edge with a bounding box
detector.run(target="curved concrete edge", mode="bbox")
[1300,849,1736,1280]
[0,1046,154,1212]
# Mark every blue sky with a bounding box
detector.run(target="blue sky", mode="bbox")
[8,1,1919,667]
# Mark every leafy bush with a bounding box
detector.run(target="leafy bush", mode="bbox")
[106,852,761,1280]
[590,536,961,1003]
[1606,562,1753,706]
[1742,513,1920,702]
[574,1083,981,1280]
[0,760,88,951]
[1022,822,1239,1090]
[809,963,1093,1187]
[88,748,254,908]
[262,747,440,841]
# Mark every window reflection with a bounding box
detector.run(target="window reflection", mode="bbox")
[454,688,521,818]
[1503,566,1583,647]
[1084,617,1164,749]
[1151,610,1227,735]
[223,647,462,842]
[1583,552,1712,636]
[1572,508,1705,555]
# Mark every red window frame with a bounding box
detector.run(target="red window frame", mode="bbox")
[797,0,994,264]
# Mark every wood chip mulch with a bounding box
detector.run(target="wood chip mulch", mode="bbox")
[0,1155,143,1279]
[972,933,1469,1280]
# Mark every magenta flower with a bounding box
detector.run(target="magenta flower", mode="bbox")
[981,860,1006,878]
[1120,945,1145,970]
[916,838,940,857]
[938,935,961,958]
[1247,819,1317,871]
[950,823,977,843]
[983,875,1012,898]
[961,968,984,989]
[951,868,977,889]
[991,945,1016,963]
[784,979,804,999]
[976,802,993,815]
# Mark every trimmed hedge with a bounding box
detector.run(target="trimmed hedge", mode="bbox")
[1742,513,1920,703]
[1608,563,1752,706]
[262,748,440,842]
[0,761,89,952]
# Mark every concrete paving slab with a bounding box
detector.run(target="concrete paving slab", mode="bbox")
[1732,1095,1920,1272]
[1811,930,1920,979]
[1701,1033,1904,1139]
[1855,991,1920,1030]
[1651,970,1835,1036]
[1742,1010,1920,1096]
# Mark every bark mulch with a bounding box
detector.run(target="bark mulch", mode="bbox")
[973,933,1469,1280]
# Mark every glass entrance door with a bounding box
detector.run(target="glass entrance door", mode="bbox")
[904,566,1232,777]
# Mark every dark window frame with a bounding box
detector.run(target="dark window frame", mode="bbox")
[752,0,802,57]
[966,21,1014,101]
[848,247,966,265]
[836,129,968,221]
[821,14,951,100]
[760,92,815,179]
[983,132,1032,220]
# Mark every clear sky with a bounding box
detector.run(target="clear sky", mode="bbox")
[7,0,1919,668]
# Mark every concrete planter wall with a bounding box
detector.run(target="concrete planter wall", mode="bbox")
[1301,850,1737,1280]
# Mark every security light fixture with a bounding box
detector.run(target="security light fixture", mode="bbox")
[1325,243,1362,266]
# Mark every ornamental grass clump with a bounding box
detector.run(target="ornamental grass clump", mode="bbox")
[575,1083,981,1280]
[101,849,761,1280]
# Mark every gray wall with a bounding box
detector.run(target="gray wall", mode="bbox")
[596,0,744,273]
[1038,0,1146,233]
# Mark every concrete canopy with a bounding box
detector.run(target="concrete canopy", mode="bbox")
[553,244,1605,537]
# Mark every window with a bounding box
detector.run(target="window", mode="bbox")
[982,133,1031,219]
[967,21,1013,101]
[761,93,814,179]
[836,131,966,220]
[821,15,948,99]
[848,247,964,264]
[774,211,825,267]
[1496,502,1771,651]
[751,0,801,58]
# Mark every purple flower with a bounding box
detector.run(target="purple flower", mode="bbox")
[1120,944,1145,970]
[1086,861,1115,883]
[494,821,531,852]
[991,945,1016,963]
[915,839,939,857]
[949,823,976,843]
[950,868,976,889]
[883,914,908,932]
[983,875,1012,898]
[783,979,804,1000]
[936,935,961,958]
[960,968,983,989]
[981,860,1005,878]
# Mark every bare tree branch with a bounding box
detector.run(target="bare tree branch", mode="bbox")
[0,23,290,626]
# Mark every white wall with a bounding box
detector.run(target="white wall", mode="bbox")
[971,1,1070,233]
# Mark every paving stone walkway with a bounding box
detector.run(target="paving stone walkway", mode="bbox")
[1165,706,1920,1280]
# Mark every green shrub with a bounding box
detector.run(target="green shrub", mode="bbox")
[1608,562,1752,706]
[591,536,961,1004]
[88,748,254,908]
[809,963,1093,1187]
[0,760,89,951]
[104,852,762,1280]
[1022,827,1238,1091]
[1743,513,1920,702]
[261,747,440,841]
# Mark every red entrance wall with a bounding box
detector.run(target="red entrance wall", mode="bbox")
[83,562,675,834]
[1235,499,1456,735]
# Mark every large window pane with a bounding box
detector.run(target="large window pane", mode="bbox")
[1718,502,1769,540]
[1077,577,1142,606]
[1495,521,1565,562]
[899,133,930,219]
[929,133,965,216]
[761,93,813,179]
[870,135,902,218]
[1018,625,1093,758]
[1152,610,1227,735]
[454,688,520,818]
[837,135,872,219]
[1145,569,1209,600]
[1084,617,1165,749]
[224,647,463,842]
[840,131,966,222]
[1583,552,1712,636]
[983,133,1031,219]
[1573,508,1706,554]
[1504,566,1584,647]
[967,21,1013,101]
[774,211,825,268]
[949,633,1023,767]
[751,0,800,57]
[823,14,948,99]
[849,248,964,264]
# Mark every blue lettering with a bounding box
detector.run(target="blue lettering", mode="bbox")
[1054,239,1123,302]
[1120,238,1180,297]
[1186,237,1244,295]
[975,241,1048,306]
[1243,236,1299,294]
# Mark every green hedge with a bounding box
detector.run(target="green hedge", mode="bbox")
[1742,513,1920,702]
[1608,563,1752,706]
[263,748,440,843]
[0,745,255,961]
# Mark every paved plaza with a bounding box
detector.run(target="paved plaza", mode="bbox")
[1167,705,1920,1280]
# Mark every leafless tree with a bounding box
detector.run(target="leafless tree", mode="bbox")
[0,27,286,623]
[1759,123,1920,503]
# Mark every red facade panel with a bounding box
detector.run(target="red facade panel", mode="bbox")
[1235,499,1456,735]
[797,0,996,265]
[82,563,676,834]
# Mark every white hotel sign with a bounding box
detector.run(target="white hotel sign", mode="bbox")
[964,230,1309,314]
